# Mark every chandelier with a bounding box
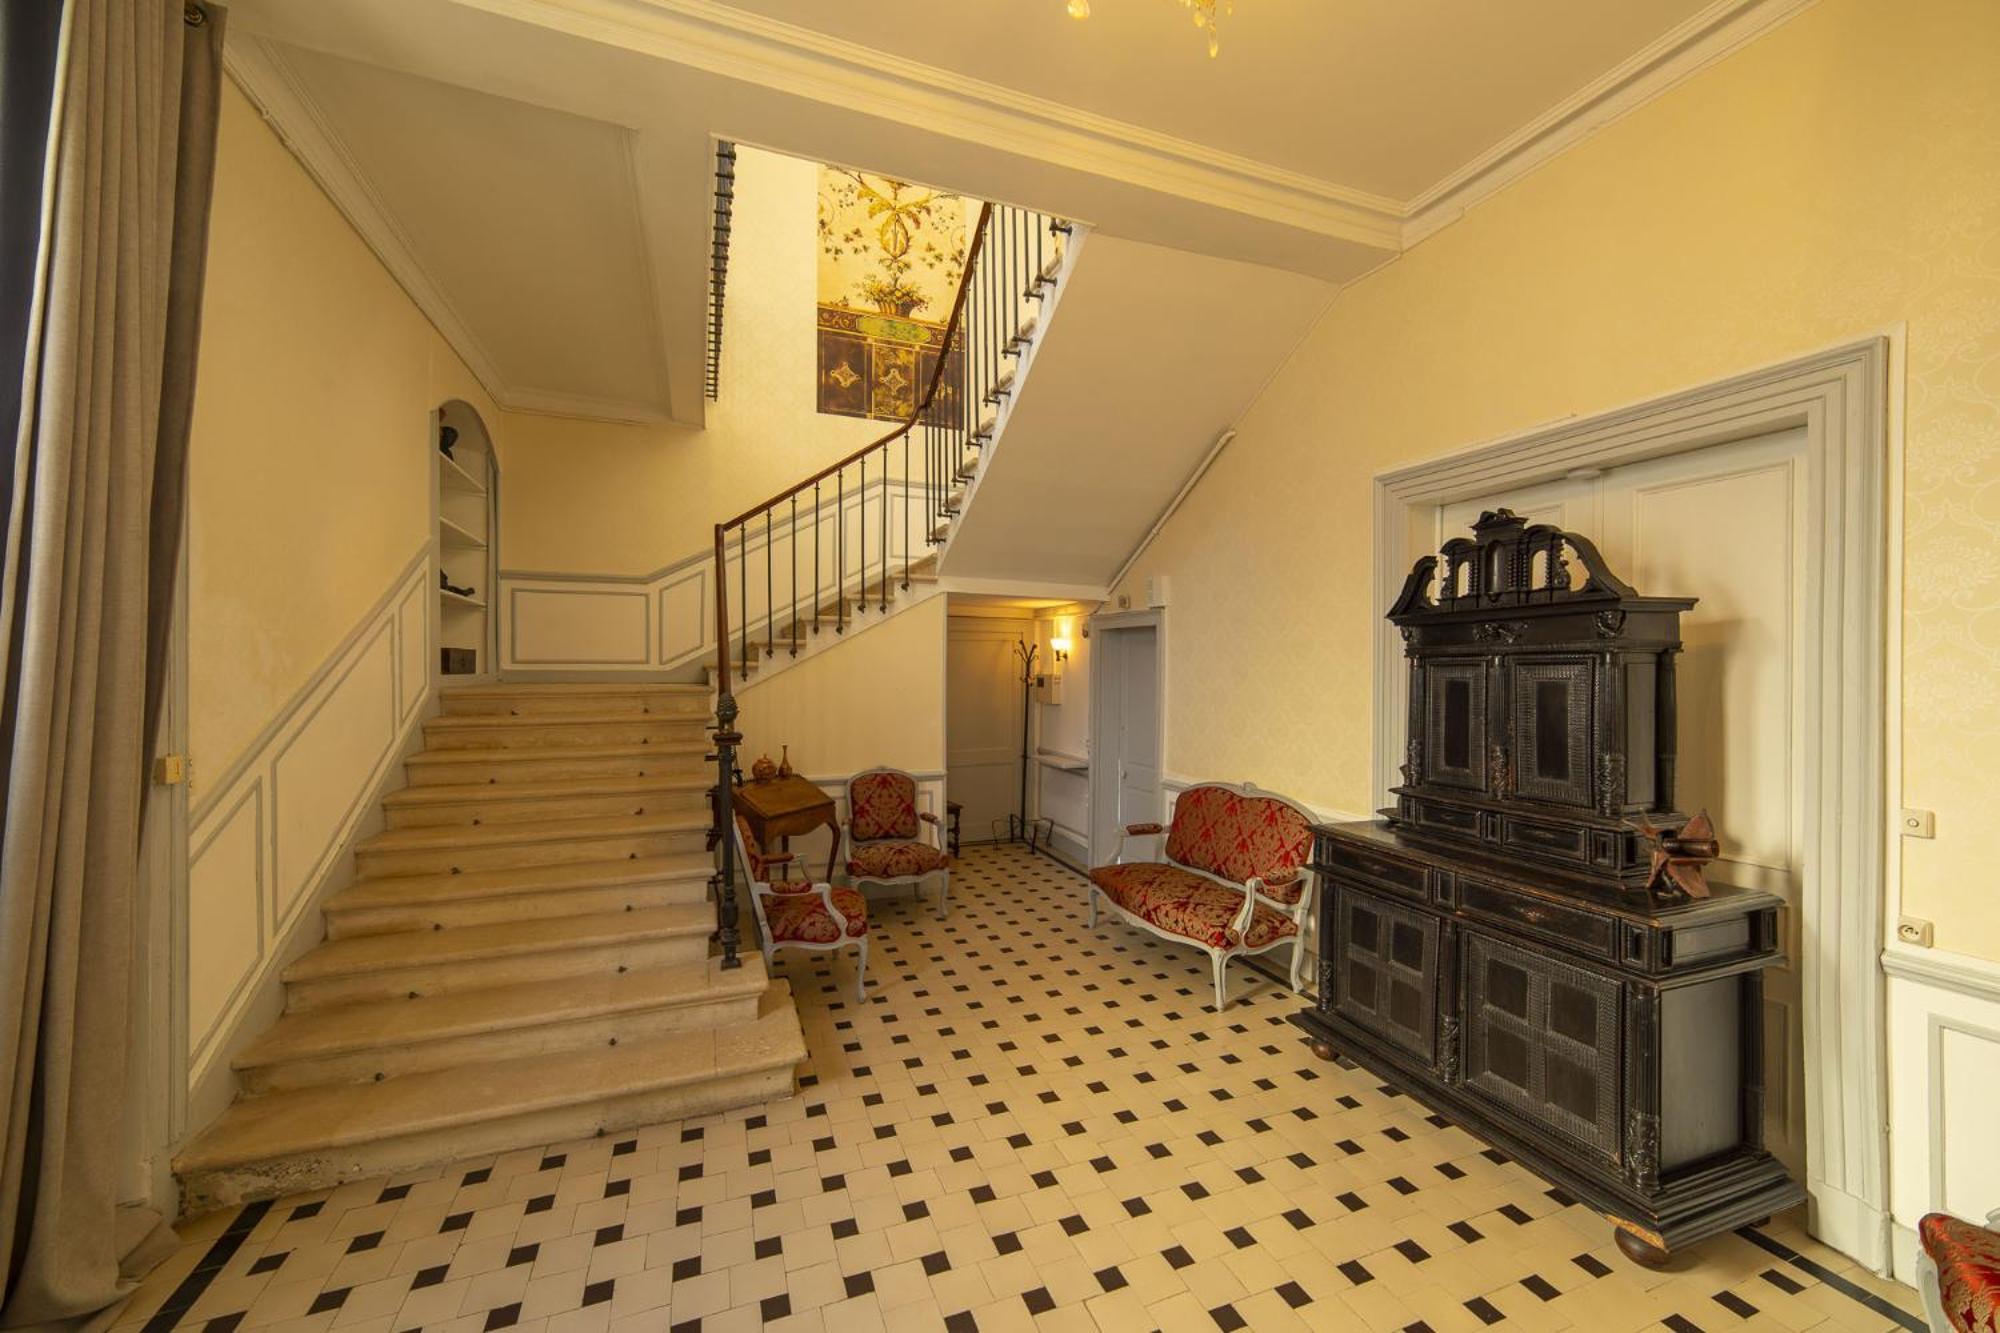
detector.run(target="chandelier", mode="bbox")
[1065,0,1233,59]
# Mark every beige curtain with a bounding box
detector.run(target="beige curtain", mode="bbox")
[0,1,223,1326]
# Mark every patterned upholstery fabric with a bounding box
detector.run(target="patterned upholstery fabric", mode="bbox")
[850,770,919,842]
[1923,1212,2000,1333]
[763,886,868,944]
[1164,785,1312,892]
[848,839,950,880]
[735,815,788,884]
[1089,862,1298,950]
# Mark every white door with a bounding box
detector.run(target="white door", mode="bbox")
[1091,623,1162,862]
[1439,426,1810,1176]
[947,616,1030,841]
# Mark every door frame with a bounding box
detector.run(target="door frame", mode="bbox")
[1087,608,1166,868]
[1370,336,1896,1270]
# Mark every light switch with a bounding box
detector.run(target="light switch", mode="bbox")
[1899,808,1935,838]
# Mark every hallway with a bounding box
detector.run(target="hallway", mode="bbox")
[119,847,1916,1332]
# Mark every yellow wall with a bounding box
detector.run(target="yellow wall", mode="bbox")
[189,80,505,782]
[500,147,880,577]
[735,594,947,779]
[1114,0,2000,958]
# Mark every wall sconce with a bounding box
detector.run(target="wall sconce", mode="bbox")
[1050,632,1072,665]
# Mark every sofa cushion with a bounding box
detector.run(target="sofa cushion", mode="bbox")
[1164,785,1312,894]
[1922,1211,2000,1333]
[1089,862,1298,950]
[848,839,950,880]
[850,770,920,842]
[764,886,868,944]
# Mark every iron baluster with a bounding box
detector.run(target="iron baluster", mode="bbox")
[789,494,798,655]
[738,525,748,680]
[765,508,774,657]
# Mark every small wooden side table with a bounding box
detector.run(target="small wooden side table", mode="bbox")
[945,801,963,858]
[734,775,841,882]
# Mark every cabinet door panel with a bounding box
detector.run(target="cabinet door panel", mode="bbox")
[1335,885,1439,1063]
[1463,933,1622,1159]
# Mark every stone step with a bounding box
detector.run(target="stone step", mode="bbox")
[175,985,804,1213]
[281,905,713,1012]
[381,775,711,829]
[322,854,715,938]
[439,682,710,718]
[354,812,709,877]
[405,742,710,788]
[234,956,767,1093]
[422,712,710,751]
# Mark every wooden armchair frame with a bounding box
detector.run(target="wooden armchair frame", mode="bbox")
[734,817,867,1000]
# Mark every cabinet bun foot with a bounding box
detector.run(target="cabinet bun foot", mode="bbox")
[1613,1224,1671,1268]
[1309,1039,1337,1062]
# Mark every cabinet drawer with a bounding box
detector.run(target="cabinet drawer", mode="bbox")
[1320,843,1431,904]
[1457,876,1616,959]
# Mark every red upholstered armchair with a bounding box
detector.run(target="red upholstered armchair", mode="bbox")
[733,815,868,999]
[1088,780,1315,1011]
[843,768,951,917]
[1921,1208,2000,1333]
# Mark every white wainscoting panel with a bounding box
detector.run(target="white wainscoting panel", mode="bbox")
[1035,755,1090,866]
[1885,944,2000,1282]
[397,579,427,720]
[509,587,651,666]
[187,786,263,1056]
[501,478,923,674]
[184,550,431,1088]
[273,626,396,919]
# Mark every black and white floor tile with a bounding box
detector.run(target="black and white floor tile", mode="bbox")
[114,846,1924,1332]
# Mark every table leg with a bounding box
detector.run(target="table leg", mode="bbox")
[823,813,841,882]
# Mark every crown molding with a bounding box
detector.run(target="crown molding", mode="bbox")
[503,385,674,425]
[445,0,1408,249]
[1402,0,1817,244]
[224,36,682,427]
[451,0,1812,256]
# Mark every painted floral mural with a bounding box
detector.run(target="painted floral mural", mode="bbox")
[816,168,972,422]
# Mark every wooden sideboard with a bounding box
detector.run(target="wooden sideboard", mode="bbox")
[1292,509,1804,1264]
[1294,821,1801,1262]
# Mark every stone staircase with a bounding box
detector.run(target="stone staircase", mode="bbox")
[174,682,806,1214]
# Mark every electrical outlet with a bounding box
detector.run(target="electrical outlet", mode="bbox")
[1899,808,1935,838]
[1896,915,1934,948]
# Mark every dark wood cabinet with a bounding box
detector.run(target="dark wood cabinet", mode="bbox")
[1294,510,1802,1263]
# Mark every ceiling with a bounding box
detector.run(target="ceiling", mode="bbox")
[221,0,1805,425]
[939,233,1330,589]
[714,0,1715,200]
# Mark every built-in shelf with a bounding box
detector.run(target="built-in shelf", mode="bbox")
[439,450,487,496]
[439,588,486,609]
[1034,750,1089,775]
[439,517,487,550]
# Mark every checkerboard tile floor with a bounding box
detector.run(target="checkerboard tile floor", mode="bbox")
[117,845,1923,1333]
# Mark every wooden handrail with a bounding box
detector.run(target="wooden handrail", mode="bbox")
[715,202,995,533]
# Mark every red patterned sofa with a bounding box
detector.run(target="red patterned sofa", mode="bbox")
[1088,780,1316,1010]
[1921,1208,2000,1333]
